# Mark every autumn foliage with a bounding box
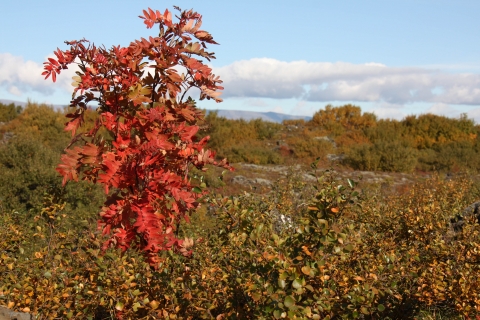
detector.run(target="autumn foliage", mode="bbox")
[42,6,231,265]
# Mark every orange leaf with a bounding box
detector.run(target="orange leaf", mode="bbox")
[64,116,83,137]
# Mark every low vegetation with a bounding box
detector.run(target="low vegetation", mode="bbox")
[1,162,479,318]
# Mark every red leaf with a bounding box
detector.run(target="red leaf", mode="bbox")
[48,57,59,66]
[80,143,100,165]
[98,152,122,194]
[56,147,81,186]
[167,72,182,83]
[164,9,172,26]
[185,57,203,70]
[64,115,83,137]
[194,30,218,44]
[148,8,155,19]
[180,124,199,141]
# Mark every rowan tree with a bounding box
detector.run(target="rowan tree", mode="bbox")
[43,6,231,266]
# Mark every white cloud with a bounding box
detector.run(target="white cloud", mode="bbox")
[0,53,78,98]
[0,53,51,94]
[214,58,480,106]
[242,98,269,107]
[268,105,285,114]
[426,103,457,117]
[466,108,480,123]
[370,102,408,120]
[8,85,21,96]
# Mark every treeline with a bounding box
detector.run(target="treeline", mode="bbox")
[202,104,480,173]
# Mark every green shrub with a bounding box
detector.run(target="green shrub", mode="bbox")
[287,134,334,163]
[200,112,282,164]
[0,135,103,219]
[346,141,418,172]
[418,140,480,172]
[0,102,22,123]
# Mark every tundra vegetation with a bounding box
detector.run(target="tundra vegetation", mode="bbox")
[0,6,480,319]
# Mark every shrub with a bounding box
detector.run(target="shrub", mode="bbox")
[201,112,283,164]
[346,141,418,172]
[418,140,480,172]
[0,102,22,123]
[287,131,335,163]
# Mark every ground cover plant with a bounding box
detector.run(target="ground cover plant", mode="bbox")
[1,168,479,318]
[1,6,480,320]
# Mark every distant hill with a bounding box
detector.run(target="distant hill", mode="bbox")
[206,109,311,123]
[1,99,311,123]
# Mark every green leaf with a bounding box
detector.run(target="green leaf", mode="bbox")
[193,186,202,193]
[256,223,264,234]
[132,289,141,296]
[304,306,312,316]
[279,272,288,280]
[284,295,295,309]
[250,292,262,301]
[377,304,385,312]
[273,310,282,319]
[44,271,52,278]
[132,302,141,311]
[115,301,124,311]
[292,279,303,289]
[347,178,355,188]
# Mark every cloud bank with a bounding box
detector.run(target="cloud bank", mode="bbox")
[1,53,479,111]
[215,58,480,105]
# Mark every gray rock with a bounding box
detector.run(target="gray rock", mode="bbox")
[0,305,32,320]
[254,178,272,186]
[232,175,250,186]
[451,201,480,232]
[302,173,317,182]
[1,132,14,144]
[327,154,345,161]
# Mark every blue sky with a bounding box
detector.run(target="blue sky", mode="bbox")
[1,0,480,121]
